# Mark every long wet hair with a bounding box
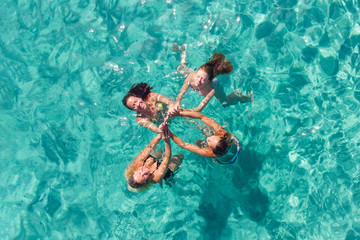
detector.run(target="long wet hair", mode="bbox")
[212,132,232,156]
[122,82,153,110]
[125,164,152,193]
[199,52,233,81]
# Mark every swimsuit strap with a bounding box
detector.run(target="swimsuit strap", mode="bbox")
[142,154,155,164]
[143,101,164,123]
[147,154,162,169]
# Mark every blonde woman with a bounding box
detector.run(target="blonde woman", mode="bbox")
[125,123,183,192]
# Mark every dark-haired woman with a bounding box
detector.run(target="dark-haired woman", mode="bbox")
[168,111,241,164]
[171,43,253,113]
[123,82,178,134]
[125,123,183,192]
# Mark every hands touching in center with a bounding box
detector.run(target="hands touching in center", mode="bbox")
[165,103,181,121]
[160,102,180,138]
[159,121,171,140]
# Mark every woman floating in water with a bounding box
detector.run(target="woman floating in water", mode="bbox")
[125,123,183,192]
[168,111,241,164]
[123,82,178,134]
[171,43,253,113]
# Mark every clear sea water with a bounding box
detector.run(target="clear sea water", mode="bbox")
[1,0,360,239]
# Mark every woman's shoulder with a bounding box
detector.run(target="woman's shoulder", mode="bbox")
[147,92,164,102]
[146,92,156,100]
[188,71,195,78]
[186,72,194,84]
[196,146,216,157]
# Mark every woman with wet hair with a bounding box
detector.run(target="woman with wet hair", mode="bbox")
[168,111,241,164]
[170,44,253,115]
[125,123,183,192]
[122,82,178,134]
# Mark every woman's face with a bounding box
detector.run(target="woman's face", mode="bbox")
[126,96,147,112]
[206,135,221,150]
[193,69,210,88]
[132,168,150,185]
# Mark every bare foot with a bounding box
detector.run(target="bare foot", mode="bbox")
[172,43,181,52]
[234,89,253,103]
[180,44,187,52]
[168,153,184,172]
[248,90,254,103]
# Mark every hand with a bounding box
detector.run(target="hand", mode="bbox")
[166,103,181,119]
[160,122,170,140]
[159,122,166,133]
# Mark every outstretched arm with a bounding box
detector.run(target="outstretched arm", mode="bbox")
[133,134,162,168]
[170,131,215,157]
[167,75,191,119]
[152,123,172,182]
[136,117,161,134]
[175,74,192,107]
[151,138,171,183]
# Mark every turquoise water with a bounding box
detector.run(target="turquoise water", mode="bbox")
[1,0,360,239]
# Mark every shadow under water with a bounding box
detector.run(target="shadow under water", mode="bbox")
[197,142,269,239]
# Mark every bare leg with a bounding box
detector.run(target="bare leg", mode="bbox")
[167,152,184,172]
[151,149,163,159]
[179,44,187,65]
[172,42,181,52]
[172,43,187,64]
[224,90,253,106]
[172,43,193,77]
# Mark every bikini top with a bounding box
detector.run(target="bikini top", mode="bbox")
[137,102,165,123]
[144,154,161,167]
